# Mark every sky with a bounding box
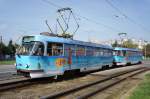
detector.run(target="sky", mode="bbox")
[0,0,150,44]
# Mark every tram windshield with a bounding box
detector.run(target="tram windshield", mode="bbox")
[113,50,124,56]
[16,41,44,56]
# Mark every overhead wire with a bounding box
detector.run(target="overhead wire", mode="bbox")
[105,0,150,33]
[42,0,122,33]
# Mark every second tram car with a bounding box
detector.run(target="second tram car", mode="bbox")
[16,34,113,78]
[113,47,143,66]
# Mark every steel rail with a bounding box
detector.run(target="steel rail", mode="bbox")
[78,68,149,99]
[40,67,148,99]
[0,77,32,91]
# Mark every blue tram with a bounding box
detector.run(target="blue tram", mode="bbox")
[16,34,113,78]
[113,47,143,66]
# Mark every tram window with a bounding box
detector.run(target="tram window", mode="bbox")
[47,43,63,56]
[86,47,93,56]
[128,51,131,56]
[100,49,104,56]
[64,44,76,56]
[103,49,106,56]
[76,45,85,56]
[94,48,100,56]
[113,50,119,56]
[108,50,112,56]
[104,49,110,56]
[32,42,44,56]
[103,49,107,56]
[115,50,123,56]
[47,43,52,56]
[123,51,126,56]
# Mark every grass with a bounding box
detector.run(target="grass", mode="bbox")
[0,60,15,65]
[129,73,150,99]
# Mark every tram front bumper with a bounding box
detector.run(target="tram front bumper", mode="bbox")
[116,62,126,66]
[17,69,46,78]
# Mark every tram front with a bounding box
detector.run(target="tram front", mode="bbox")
[15,36,45,78]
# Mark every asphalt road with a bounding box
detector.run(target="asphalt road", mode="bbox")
[0,64,16,79]
[0,64,16,74]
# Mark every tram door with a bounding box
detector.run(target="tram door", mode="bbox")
[31,42,45,71]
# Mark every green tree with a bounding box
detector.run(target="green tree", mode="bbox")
[112,40,118,47]
[143,44,150,57]
[7,40,16,55]
[122,39,138,48]
[0,42,6,55]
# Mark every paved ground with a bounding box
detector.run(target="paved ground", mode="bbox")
[0,65,16,73]
[0,65,16,80]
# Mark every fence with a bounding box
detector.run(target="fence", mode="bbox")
[0,55,15,61]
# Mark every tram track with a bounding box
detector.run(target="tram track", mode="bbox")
[0,77,31,91]
[40,67,150,99]
[0,74,25,81]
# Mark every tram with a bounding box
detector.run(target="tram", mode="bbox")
[16,34,114,78]
[113,47,143,66]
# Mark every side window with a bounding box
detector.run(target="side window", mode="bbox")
[115,50,123,56]
[128,51,131,56]
[38,43,44,56]
[76,45,85,56]
[103,49,107,56]
[86,46,93,56]
[32,42,44,56]
[123,50,126,56]
[47,43,52,56]
[47,43,63,56]
[100,49,104,56]
[64,44,76,56]
[94,47,100,56]
[108,50,112,56]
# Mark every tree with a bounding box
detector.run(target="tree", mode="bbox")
[143,44,150,57]
[112,40,122,47]
[112,40,118,47]
[122,39,138,48]
[112,39,138,48]
[7,40,16,56]
[0,42,6,54]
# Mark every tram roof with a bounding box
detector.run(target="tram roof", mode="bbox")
[114,47,140,52]
[28,35,113,49]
